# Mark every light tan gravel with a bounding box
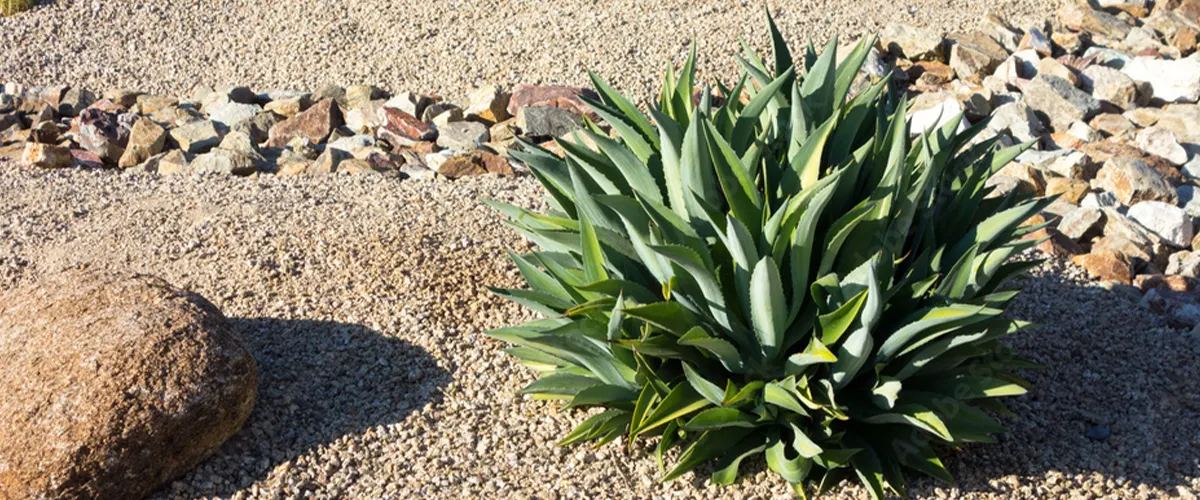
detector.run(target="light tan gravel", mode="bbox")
[1,162,1197,499]
[2,0,1057,101]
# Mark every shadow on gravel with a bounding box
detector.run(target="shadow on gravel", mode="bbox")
[907,270,1200,497]
[156,318,450,497]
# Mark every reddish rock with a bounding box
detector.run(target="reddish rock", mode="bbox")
[378,107,436,146]
[77,108,129,165]
[1134,273,1168,291]
[71,149,104,168]
[0,271,257,500]
[266,98,343,147]
[910,61,956,86]
[506,84,599,118]
[477,151,514,176]
[1072,251,1134,283]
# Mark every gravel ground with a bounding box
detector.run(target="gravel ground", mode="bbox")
[1,0,1056,102]
[1,162,1197,499]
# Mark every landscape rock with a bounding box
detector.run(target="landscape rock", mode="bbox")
[1154,103,1200,143]
[1121,56,1200,103]
[379,107,436,146]
[263,95,311,118]
[309,148,352,175]
[436,121,489,151]
[520,105,584,138]
[20,142,73,168]
[190,148,260,175]
[77,108,129,165]
[266,98,343,147]
[58,87,95,117]
[117,117,167,168]
[1058,1,1135,40]
[383,92,433,119]
[232,111,282,145]
[1059,206,1106,240]
[208,102,262,129]
[0,270,256,500]
[1168,250,1200,277]
[878,23,946,61]
[1127,200,1194,246]
[345,101,385,134]
[1024,74,1103,132]
[1090,113,1138,137]
[345,85,385,110]
[507,84,598,118]
[1072,251,1135,283]
[1092,156,1177,204]
[145,150,189,175]
[466,85,511,123]
[987,101,1047,142]
[1046,176,1092,203]
[948,31,1010,80]
[1136,126,1189,164]
[1081,65,1139,110]
[170,120,222,155]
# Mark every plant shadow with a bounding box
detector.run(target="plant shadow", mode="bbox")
[151,317,450,497]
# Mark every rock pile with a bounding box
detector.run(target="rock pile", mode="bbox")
[873,0,1200,318]
[0,82,600,179]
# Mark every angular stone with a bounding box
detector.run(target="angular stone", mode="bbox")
[437,155,487,179]
[466,85,512,123]
[231,111,282,146]
[190,148,260,175]
[1046,176,1092,203]
[308,148,352,175]
[345,101,385,134]
[436,121,489,151]
[1121,56,1200,103]
[878,23,946,61]
[378,107,436,146]
[1036,57,1080,86]
[0,271,257,500]
[1154,103,1200,143]
[265,98,343,147]
[1136,126,1189,165]
[1057,1,1135,40]
[117,117,167,168]
[1068,121,1103,143]
[1024,74,1103,132]
[986,101,1047,142]
[208,102,262,129]
[1020,27,1053,56]
[1083,46,1137,69]
[1167,250,1200,278]
[520,105,584,138]
[170,120,222,155]
[136,95,179,115]
[28,120,59,144]
[1046,151,1099,180]
[947,31,1009,81]
[345,85,385,110]
[1082,190,1122,208]
[1059,206,1106,240]
[1090,113,1138,137]
[1128,200,1195,246]
[145,150,190,175]
[383,92,433,119]
[263,95,312,118]
[20,142,73,168]
[507,84,599,118]
[58,87,96,117]
[312,84,347,108]
[1093,156,1177,204]
[1072,251,1134,283]
[77,108,129,165]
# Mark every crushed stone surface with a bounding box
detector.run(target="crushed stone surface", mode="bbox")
[1,162,1197,499]
[1,0,1056,101]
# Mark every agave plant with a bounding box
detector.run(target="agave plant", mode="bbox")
[486,12,1047,498]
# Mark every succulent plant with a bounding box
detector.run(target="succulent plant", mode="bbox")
[1,0,33,16]
[486,12,1046,498]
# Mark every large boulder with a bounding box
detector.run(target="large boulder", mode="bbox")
[0,271,257,499]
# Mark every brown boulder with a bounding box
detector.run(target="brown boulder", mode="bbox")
[0,271,257,500]
[20,142,74,169]
[266,98,343,147]
[1072,251,1134,283]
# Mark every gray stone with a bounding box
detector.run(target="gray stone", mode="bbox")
[208,102,262,129]
[1176,185,1200,218]
[170,120,222,155]
[436,121,490,151]
[231,111,282,145]
[1082,46,1135,69]
[1168,251,1200,277]
[1058,207,1106,241]
[1024,75,1102,132]
[1081,65,1138,111]
[145,150,190,175]
[947,31,1009,80]
[1127,201,1194,247]
[58,87,95,117]
[190,148,259,175]
[521,106,584,138]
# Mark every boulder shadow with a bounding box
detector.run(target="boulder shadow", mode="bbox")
[155,317,450,497]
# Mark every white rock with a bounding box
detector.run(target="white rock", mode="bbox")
[1127,201,1194,247]
[1068,121,1102,143]
[1136,126,1189,165]
[908,97,967,136]
[208,102,261,128]
[1121,56,1200,104]
[424,152,451,172]
[1177,185,1200,218]
[989,101,1047,143]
